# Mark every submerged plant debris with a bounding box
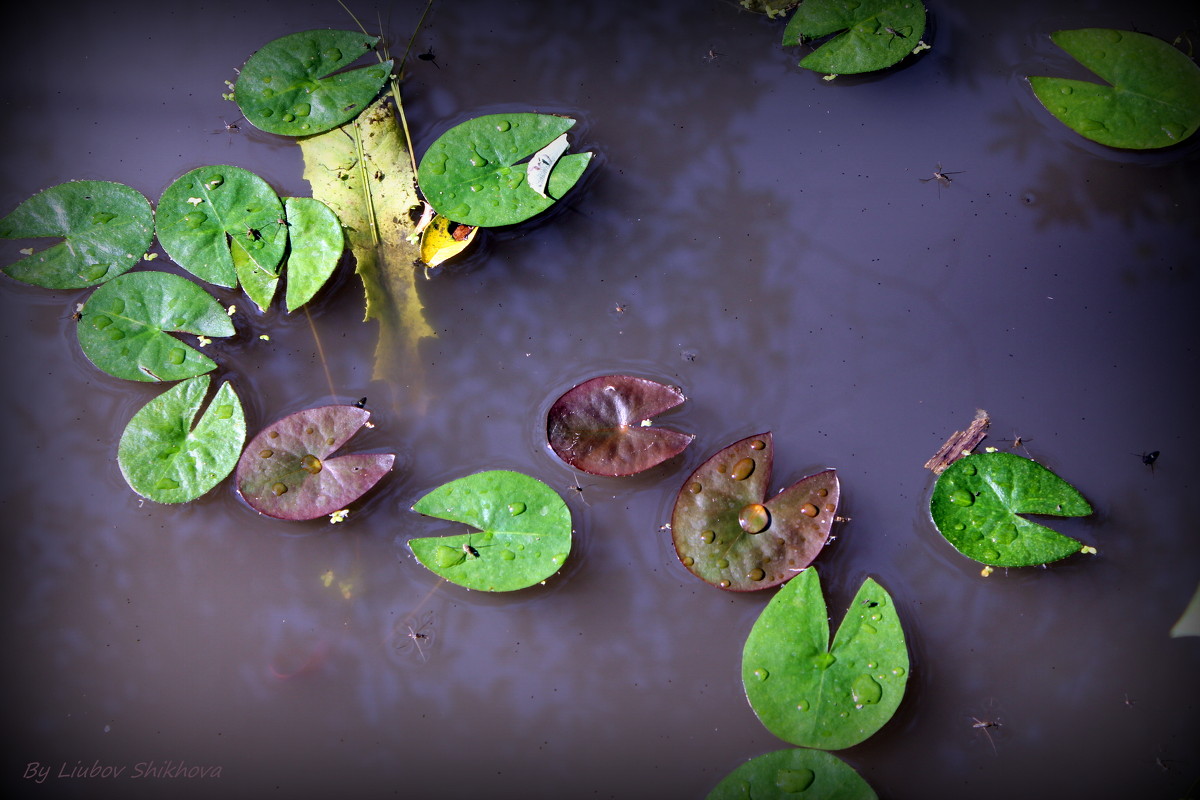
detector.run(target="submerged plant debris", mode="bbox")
[671,433,839,591]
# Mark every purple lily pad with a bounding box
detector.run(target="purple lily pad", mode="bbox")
[670,432,839,592]
[236,405,394,520]
[546,375,694,476]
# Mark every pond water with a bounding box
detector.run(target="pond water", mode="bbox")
[2,1,1198,798]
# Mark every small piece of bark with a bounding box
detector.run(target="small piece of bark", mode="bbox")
[925,409,990,474]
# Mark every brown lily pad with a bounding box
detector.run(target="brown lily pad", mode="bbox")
[670,432,839,591]
[236,405,394,520]
[546,375,694,477]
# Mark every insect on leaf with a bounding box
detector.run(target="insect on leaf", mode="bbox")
[706,747,877,800]
[417,113,592,227]
[0,180,153,289]
[742,567,909,750]
[546,375,694,476]
[419,215,478,269]
[1029,28,1200,149]
[783,0,927,75]
[117,376,246,503]
[234,29,392,137]
[283,196,344,312]
[929,451,1093,567]
[409,470,572,592]
[671,433,839,591]
[76,271,234,382]
[156,165,286,296]
[236,405,394,521]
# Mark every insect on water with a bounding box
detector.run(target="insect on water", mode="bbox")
[394,610,436,662]
[418,46,439,68]
[1137,450,1160,472]
[971,716,1002,754]
[920,163,964,196]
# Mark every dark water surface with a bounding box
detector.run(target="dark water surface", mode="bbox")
[2,1,1198,798]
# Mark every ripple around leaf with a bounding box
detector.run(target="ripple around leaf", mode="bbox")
[546,374,694,476]
[671,433,839,591]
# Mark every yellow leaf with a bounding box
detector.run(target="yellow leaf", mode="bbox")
[420,215,478,268]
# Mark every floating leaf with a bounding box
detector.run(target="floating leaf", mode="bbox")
[234,29,392,137]
[546,375,694,477]
[409,471,572,592]
[300,97,434,385]
[742,567,909,750]
[419,214,478,269]
[739,0,800,19]
[1170,581,1200,638]
[1029,29,1200,149]
[117,376,245,503]
[235,405,394,520]
[0,180,152,289]
[283,196,344,312]
[671,433,838,591]
[76,271,234,382]
[156,165,286,297]
[929,451,1093,567]
[417,113,592,227]
[783,0,927,75]
[707,748,877,800]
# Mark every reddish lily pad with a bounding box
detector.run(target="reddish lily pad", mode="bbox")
[671,433,839,591]
[546,375,694,476]
[236,405,394,520]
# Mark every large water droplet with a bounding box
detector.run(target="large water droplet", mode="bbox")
[715,557,729,569]
[750,439,766,450]
[1078,119,1106,132]
[271,482,288,496]
[495,119,511,132]
[301,454,322,474]
[739,503,770,533]
[167,347,186,365]
[434,544,461,568]
[813,652,836,670]
[259,449,273,459]
[688,481,702,494]
[752,668,769,681]
[1162,122,1185,141]
[91,211,116,225]
[799,502,819,517]
[155,477,180,491]
[851,674,883,706]
[730,457,755,480]
[681,556,694,567]
[748,567,766,581]
[508,501,526,515]
[990,523,1018,546]
[499,549,516,561]
[796,699,810,712]
[700,530,715,544]
[949,489,974,506]
[775,768,815,793]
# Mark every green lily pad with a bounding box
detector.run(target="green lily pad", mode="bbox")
[742,567,909,750]
[417,113,593,227]
[282,196,344,312]
[929,451,1093,567]
[156,165,286,293]
[409,470,573,591]
[0,180,152,289]
[707,747,877,800]
[76,271,235,382]
[234,29,392,137]
[546,374,694,476]
[1029,28,1200,149]
[671,433,839,592]
[1170,581,1200,638]
[117,375,245,504]
[235,405,394,520]
[783,0,927,75]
